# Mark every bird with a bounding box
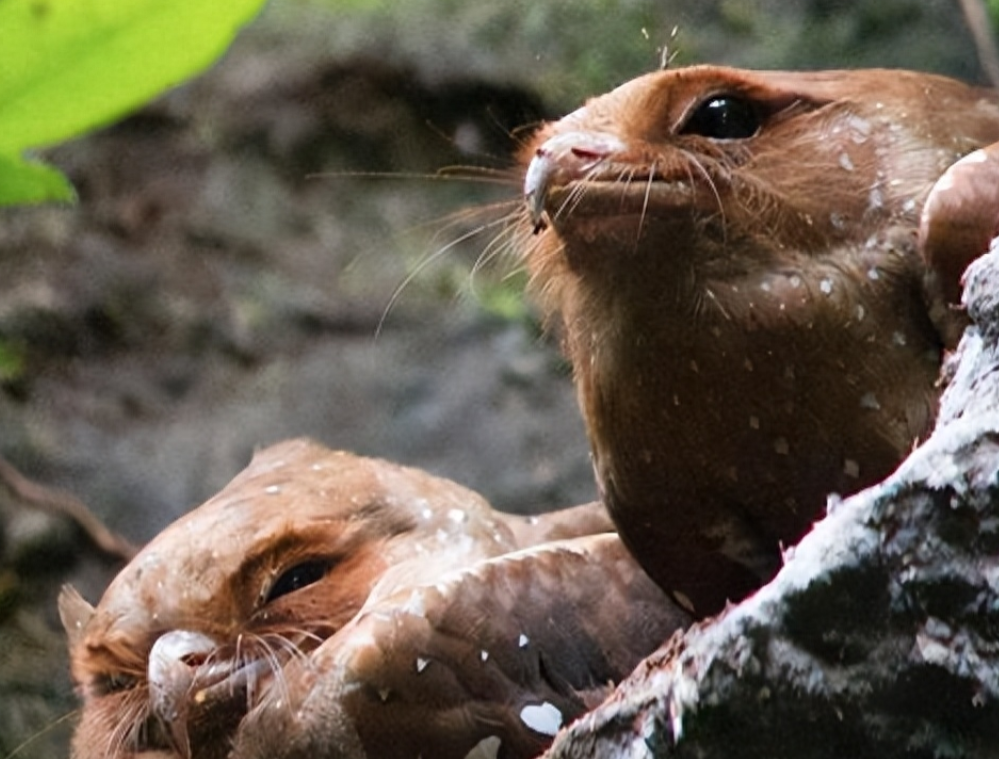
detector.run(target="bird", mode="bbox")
[520,64,999,616]
[60,438,688,759]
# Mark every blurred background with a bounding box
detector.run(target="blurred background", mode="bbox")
[0,0,993,755]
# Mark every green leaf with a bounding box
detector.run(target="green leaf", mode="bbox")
[0,0,268,154]
[0,153,75,205]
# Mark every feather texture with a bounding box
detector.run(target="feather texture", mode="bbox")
[62,439,687,759]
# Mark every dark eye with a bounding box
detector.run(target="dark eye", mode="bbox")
[681,95,760,139]
[265,559,332,603]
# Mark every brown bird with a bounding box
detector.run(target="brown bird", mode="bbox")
[60,438,687,759]
[521,65,999,617]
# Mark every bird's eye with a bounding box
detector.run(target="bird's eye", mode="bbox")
[265,559,332,603]
[680,95,760,139]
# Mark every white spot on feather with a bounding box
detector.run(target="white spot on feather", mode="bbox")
[265,485,281,495]
[672,590,695,614]
[416,657,430,673]
[860,392,881,410]
[465,735,502,759]
[520,702,562,736]
[518,634,529,648]
[847,115,872,142]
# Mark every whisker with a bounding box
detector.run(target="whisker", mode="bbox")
[221,632,270,710]
[307,159,530,338]
[263,630,316,660]
[423,199,520,247]
[681,148,727,241]
[104,692,146,759]
[306,167,521,188]
[253,637,293,708]
[638,159,659,244]
[2,709,80,759]
[558,170,594,221]
[376,209,519,337]
[502,216,543,287]
[234,632,245,674]
[623,166,639,217]
[468,211,527,297]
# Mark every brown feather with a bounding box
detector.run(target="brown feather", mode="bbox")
[520,65,999,616]
[63,439,687,759]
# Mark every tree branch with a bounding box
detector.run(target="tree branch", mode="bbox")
[0,455,137,563]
